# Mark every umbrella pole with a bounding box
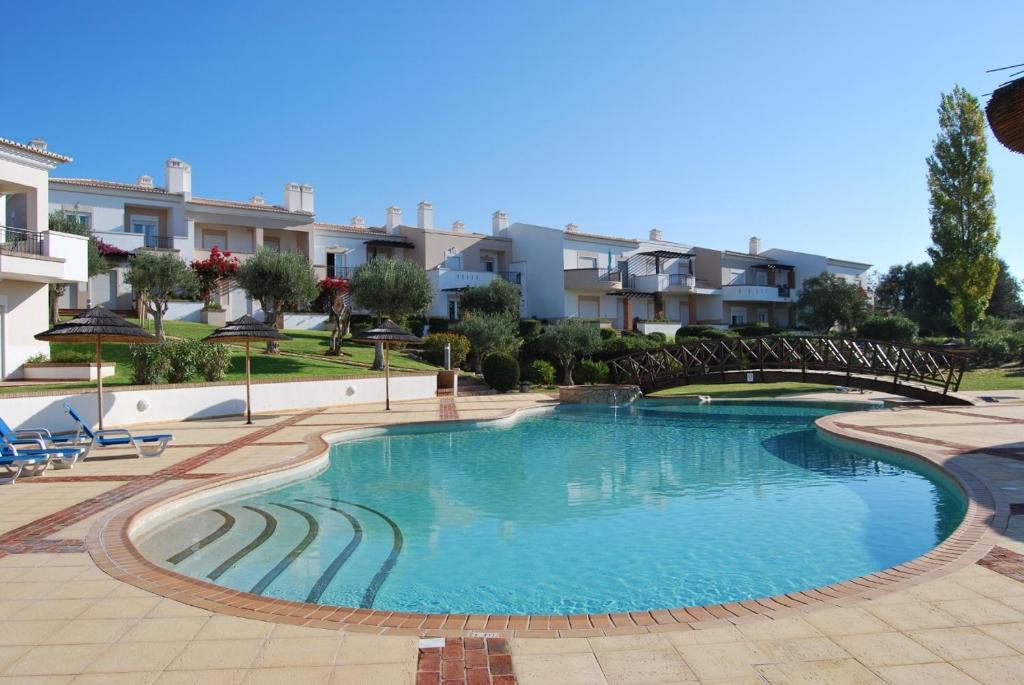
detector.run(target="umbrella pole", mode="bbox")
[385,343,391,411]
[95,336,104,431]
[245,340,253,425]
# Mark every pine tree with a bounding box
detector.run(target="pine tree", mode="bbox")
[926,85,999,342]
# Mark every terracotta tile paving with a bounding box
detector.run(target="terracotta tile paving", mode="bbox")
[0,394,1021,683]
[416,637,516,685]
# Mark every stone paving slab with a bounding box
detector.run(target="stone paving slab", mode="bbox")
[0,393,1021,683]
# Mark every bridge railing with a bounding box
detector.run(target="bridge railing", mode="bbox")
[607,336,970,396]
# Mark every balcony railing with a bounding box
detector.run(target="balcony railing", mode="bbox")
[0,226,45,256]
[667,273,696,287]
[326,265,353,278]
[499,270,522,285]
[143,234,176,250]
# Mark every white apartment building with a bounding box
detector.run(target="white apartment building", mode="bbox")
[498,222,869,330]
[49,158,315,321]
[0,137,88,379]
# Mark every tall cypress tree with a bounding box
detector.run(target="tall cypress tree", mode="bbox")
[926,85,999,342]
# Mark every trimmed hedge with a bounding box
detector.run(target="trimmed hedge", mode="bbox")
[130,339,232,385]
[482,352,520,392]
[519,319,543,338]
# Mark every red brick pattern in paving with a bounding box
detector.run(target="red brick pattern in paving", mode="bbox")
[440,397,459,421]
[0,538,86,554]
[417,638,515,685]
[977,545,1024,583]
[0,411,317,548]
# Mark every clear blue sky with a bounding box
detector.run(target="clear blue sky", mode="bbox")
[4,1,1022,279]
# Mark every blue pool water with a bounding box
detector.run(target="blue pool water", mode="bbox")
[137,401,966,614]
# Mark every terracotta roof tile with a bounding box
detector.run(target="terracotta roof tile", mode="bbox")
[51,178,170,194]
[312,221,385,235]
[0,137,72,163]
[189,196,310,215]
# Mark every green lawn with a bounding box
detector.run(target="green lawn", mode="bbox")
[2,318,437,395]
[649,382,835,399]
[958,366,1024,391]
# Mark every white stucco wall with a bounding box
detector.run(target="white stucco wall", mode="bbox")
[505,223,567,319]
[0,373,438,432]
[0,280,51,379]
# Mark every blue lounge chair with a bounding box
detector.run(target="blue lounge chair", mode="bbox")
[0,415,77,448]
[63,404,174,461]
[0,442,84,484]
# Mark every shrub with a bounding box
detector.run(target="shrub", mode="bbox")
[732,323,782,337]
[199,343,232,382]
[858,315,919,343]
[675,325,716,338]
[51,350,94,364]
[164,339,203,383]
[519,319,543,338]
[525,359,556,385]
[575,358,609,385]
[599,327,618,340]
[536,319,602,384]
[646,331,667,343]
[25,353,49,364]
[971,330,1024,367]
[420,332,471,369]
[455,313,521,371]
[130,344,169,385]
[600,334,658,356]
[482,352,520,392]
[425,317,450,334]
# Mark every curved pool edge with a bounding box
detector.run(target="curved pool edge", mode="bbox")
[86,401,1004,639]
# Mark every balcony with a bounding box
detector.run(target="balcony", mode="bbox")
[0,226,87,284]
[722,284,794,302]
[564,268,623,291]
[143,234,177,250]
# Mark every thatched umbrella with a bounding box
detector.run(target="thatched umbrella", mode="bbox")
[353,320,420,410]
[201,315,291,425]
[35,306,157,430]
[986,75,1024,154]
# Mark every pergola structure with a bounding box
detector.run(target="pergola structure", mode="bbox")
[987,73,1024,154]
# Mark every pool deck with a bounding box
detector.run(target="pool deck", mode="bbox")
[0,392,1022,684]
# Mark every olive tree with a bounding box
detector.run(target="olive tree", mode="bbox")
[460,278,521,317]
[124,252,199,341]
[349,258,433,368]
[235,248,319,352]
[454,312,521,372]
[538,319,602,385]
[795,272,867,334]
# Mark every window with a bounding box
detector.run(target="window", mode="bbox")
[263,237,281,253]
[578,255,598,269]
[730,307,747,325]
[326,250,348,277]
[202,230,227,250]
[65,211,91,229]
[578,296,600,319]
[755,270,768,286]
[482,257,496,273]
[130,215,158,239]
[757,309,769,324]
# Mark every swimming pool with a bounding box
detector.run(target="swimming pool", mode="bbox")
[136,401,966,615]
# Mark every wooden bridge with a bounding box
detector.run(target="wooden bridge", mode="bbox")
[606,336,974,405]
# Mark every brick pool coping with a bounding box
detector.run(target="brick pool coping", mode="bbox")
[86,402,1006,639]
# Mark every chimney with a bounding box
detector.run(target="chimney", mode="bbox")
[351,216,365,229]
[749,236,761,255]
[28,138,47,151]
[649,227,663,241]
[165,158,192,198]
[300,184,315,214]
[137,174,154,189]
[565,223,578,233]
[385,205,402,234]
[491,210,509,234]
[417,201,434,230]
[249,194,265,206]
[452,220,465,233]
